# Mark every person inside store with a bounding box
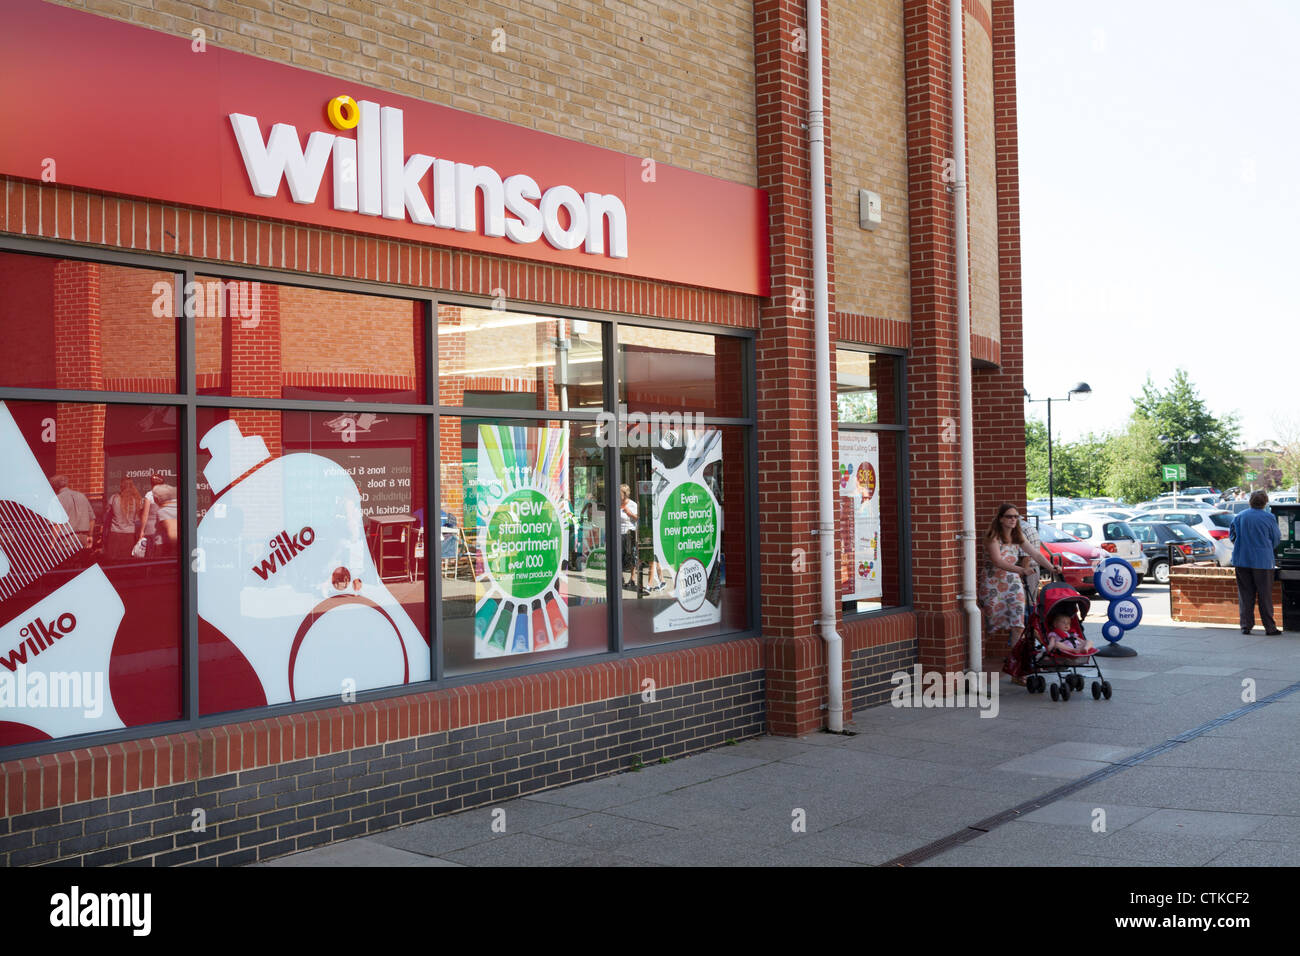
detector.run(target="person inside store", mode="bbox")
[106,477,143,561]
[980,503,1054,660]
[152,484,179,556]
[1230,490,1282,635]
[48,474,95,558]
[619,483,641,593]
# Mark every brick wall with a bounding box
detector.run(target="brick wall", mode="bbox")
[844,611,917,709]
[0,640,763,865]
[1170,565,1281,626]
[52,0,757,188]
[964,2,1000,344]
[828,0,911,329]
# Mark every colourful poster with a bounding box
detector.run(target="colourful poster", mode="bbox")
[839,430,882,601]
[473,425,571,658]
[651,429,723,632]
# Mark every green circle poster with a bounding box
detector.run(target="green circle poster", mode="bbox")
[485,489,562,599]
[657,481,718,571]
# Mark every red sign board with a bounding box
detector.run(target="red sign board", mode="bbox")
[0,0,769,296]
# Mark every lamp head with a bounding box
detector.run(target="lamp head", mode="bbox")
[1069,382,1092,402]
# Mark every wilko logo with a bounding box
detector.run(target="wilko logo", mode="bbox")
[1,612,77,672]
[251,527,316,580]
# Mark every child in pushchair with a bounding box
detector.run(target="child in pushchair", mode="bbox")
[1011,583,1113,702]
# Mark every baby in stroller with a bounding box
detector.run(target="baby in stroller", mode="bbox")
[1043,608,1096,657]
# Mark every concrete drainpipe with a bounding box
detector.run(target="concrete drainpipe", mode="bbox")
[807,0,843,732]
[950,0,983,670]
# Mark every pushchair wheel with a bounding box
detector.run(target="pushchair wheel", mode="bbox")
[1102,681,1112,700]
[1091,681,1101,700]
[1059,683,1070,701]
[1049,683,1059,701]
[1033,675,1046,694]
[1073,674,1085,691]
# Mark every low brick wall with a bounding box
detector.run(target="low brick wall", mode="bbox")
[845,611,918,711]
[1170,565,1281,625]
[0,640,764,866]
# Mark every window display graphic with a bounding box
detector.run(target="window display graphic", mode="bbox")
[651,429,723,632]
[0,402,126,740]
[474,424,570,658]
[195,420,428,704]
[840,430,882,601]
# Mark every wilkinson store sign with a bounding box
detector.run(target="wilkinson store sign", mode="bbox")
[230,97,628,259]
[0,0,767,295]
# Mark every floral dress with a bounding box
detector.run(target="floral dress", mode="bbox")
[980,541,1026,631]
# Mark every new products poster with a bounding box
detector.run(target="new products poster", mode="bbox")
[652,429,723,632]
[474,425,571,658]
[839,430,882,601]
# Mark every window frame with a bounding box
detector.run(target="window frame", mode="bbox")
[835,343,910,620]
[0,236,759,761]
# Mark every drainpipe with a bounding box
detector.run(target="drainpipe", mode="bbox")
[950,0,982,669]
[807,0,843,731]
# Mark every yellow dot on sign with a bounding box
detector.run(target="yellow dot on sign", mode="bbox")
[327,95,359,130]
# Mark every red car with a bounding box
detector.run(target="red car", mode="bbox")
[1033,523,1104,593]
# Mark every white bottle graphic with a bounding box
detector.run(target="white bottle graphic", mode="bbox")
[196,420,427,704]
[0,401,126,739]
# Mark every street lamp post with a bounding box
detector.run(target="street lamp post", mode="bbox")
[1158,433,1200,506]
[1025,383,1092,518]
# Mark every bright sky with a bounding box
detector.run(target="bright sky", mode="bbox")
[1016,0,1300,448]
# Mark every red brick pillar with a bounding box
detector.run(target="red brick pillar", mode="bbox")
[904,0,966,671]
[52,261,105,497]
[223,282,281,458]
[754,0,846,735]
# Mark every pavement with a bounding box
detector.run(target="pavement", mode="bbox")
[264,584,1300,867]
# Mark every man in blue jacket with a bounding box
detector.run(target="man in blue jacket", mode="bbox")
[1229,490,1282,634]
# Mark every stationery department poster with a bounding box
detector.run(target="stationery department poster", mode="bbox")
[839,430,882,601]
[651,429,723,632]
[473,424,571,657]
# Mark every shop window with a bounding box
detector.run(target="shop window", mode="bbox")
[836,348,901,425]
[195,279,426,403]
[618,424,749,647]
[0,251,179,394]
[440,417,608,676]
[438,306,605,411]
[618,325,746,418]
[194,407,430,714]
[0,400,182,746]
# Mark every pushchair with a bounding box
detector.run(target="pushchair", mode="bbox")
[1006,583,1113,702]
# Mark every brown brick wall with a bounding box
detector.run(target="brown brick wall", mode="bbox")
[828,0,911,333]
[1170,565,1280,625]
[964,4,1000,343]
[51,0,758,187]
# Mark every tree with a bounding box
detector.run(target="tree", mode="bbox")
[1133,369,1244,491]
[1274,416,1300,492]
[1105,415,1164,504]
[1025,418,1050,498]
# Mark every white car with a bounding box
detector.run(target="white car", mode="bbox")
[1045,512,1149,579]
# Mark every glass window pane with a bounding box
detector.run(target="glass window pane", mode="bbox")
[438,306,605,411]
[194,407,430,714]
[0,251,178,393]
[440,418,608,676]
[196,279,426,403]
[836,349,901,425]
[839,429,905,614]
[619,326,746,418]
[620,425,748,646]
[0,399,181,747]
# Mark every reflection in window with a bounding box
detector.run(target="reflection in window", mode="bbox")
[839,429,905,615]
[194,407,429,714]
[618,326,745,418]
[836,349,901,425]
[0,251,178,393]
[438,307,604,411]
[196,279,425,403]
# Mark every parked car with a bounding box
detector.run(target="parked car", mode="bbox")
[1033,523,1103,592]
[1127,520,1215,584]
[1136,508,1234,564]
[1044,511,1148,580]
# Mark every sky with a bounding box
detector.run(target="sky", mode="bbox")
[1016,0,1300,448]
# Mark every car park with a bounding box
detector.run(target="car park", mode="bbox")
[1136,507,1234,565]
[1127,520,1215,584]
[1033,523,1103,592]
[1044,511,1148,579]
